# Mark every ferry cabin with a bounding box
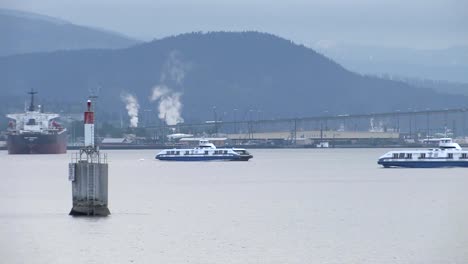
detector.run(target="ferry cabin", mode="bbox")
[384,149,468,160]
[378,138,468,168]
[156,140,253,161]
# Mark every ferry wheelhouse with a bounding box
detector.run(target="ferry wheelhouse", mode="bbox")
[378,138,468,168]
[155,140,253,161]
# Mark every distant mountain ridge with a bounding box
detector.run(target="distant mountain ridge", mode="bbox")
[1,31,467,123]
[0,8,140,56]
[0,8,69,24]
[315,42,468,83]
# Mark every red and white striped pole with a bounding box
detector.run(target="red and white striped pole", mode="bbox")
[84,100,95,147]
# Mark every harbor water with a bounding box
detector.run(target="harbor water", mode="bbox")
[0,149,467,263]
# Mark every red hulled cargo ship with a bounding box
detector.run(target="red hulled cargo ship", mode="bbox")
[6,91,67,154]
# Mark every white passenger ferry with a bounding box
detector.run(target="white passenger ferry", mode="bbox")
[155,140,253,161]
[378,138,468,168]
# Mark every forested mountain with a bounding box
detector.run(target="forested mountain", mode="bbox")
[1,31,466,123]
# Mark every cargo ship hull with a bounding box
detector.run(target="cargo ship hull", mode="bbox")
[7,131,67,154]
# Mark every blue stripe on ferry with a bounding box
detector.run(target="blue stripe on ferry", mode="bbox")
[156,155,240,161]
[378,159,468,168]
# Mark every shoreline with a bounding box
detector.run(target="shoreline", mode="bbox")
[0,144,456,151]
[67,143,468,150]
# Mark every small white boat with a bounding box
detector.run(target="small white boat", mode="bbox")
[316,142,329,148]
[155,140,253,161]
[378,138,468,168]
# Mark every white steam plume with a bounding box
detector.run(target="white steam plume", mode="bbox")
[149,51,190,126]
[120,92,140,128]
[150,85,183,125]
[160,51,189,86]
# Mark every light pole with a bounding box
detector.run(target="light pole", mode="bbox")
[233,108,238,134]
[425,109,430,138]
[463,111,467,138]
[144,109,152,127]
[323,110,328,131]
[213,106,218,136]
[249,109,253,139]
[408,108,412,139]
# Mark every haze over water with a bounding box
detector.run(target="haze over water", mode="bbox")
[0,149,467,263]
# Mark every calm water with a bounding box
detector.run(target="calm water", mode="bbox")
[0,149,467,264]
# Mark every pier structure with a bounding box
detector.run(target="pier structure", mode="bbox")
[145,107,468,143]
[68,99,110,216]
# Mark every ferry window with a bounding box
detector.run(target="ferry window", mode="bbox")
[462,153,467,159]
[176,151,180,155]
[27,119,36,125]
[399,153,405,159]
[392,153,398,159]
[419,153,426,159]
[224,150,228,154]
[204,151,209,155]
[185,151,189,155]
[406,153,412,159]
[448,153,453,159]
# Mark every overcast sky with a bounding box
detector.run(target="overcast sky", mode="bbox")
[2,0,467,49]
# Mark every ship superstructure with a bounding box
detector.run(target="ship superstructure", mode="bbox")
[377,138,468,168]
[156,139,253,161]
[6,90,67,154]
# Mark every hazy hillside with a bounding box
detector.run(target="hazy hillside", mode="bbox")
[0,9,139,56]
[391,77,468,96]
[315,43,468,83]
[1,32,467,123]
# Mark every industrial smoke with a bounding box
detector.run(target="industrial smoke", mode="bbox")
[149,51,190,126]
[121,92,140,128]
[150,85,183,125]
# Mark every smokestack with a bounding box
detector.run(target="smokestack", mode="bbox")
[84,100,95,147]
